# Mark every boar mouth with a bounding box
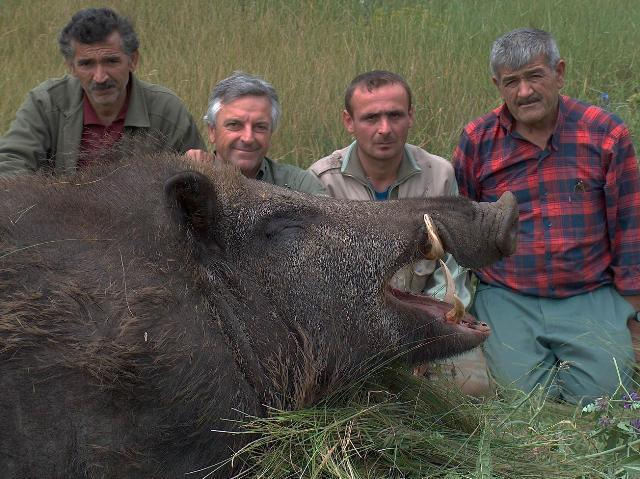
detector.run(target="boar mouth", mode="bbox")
[385,211,490,339]
[385,286,490,339]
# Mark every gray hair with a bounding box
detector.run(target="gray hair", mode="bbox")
[490,28,561,78]
[203,72,281,131]
[58,7,139,61]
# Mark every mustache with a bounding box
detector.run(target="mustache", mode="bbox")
[517,95,541,106]
[90,81,117,91]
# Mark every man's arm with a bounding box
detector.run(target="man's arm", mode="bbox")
[452,129,480,201]
[606,125,640,297]
[0,91,52,176]
[604,123,640,362]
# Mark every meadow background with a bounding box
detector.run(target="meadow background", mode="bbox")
[2,0,640,168]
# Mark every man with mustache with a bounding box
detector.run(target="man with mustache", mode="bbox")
[186,72,326,194]
[0,7,204,176]
[454,28,640,404]
[309,71,484,394]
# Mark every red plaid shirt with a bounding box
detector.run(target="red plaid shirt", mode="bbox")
[453,95,640,297]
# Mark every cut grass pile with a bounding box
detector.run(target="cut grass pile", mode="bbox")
[203,364,638,478]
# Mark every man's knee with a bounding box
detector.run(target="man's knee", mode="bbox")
[558,354,634,404]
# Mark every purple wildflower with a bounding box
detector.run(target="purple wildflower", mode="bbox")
[598,416,614,428]
[631,419,640,434]
[622,391,640,409]
[595,397,609,411]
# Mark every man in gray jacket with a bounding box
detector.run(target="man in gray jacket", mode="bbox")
[0,7,204,176]
[310,71,486,393]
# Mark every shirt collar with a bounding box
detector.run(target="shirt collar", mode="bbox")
[339,140,421,182]
[497,95,567,151]
[255,157,271,181]
[122,74,150,127]
[82,84,130,126]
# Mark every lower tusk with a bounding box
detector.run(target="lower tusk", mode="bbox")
[439,257,465,323]
[423,213,444,260]
[445,295,465,323]
[440,258,456,305]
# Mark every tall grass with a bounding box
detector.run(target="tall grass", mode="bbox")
[2,0,640,167]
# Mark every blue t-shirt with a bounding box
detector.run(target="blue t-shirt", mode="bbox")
[373,187,391,201]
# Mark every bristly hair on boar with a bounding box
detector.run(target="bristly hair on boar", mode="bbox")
[0,149,517,477]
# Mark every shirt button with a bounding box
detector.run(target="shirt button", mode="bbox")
[546,221,552,228]
[545,252,552,260]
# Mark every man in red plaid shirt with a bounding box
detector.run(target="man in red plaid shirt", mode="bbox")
[454,28,640,404]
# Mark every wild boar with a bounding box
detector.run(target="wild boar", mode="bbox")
[0,153,517,477]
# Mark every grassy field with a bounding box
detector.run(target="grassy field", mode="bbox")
[2,3,639,476]
[2,0,640,167]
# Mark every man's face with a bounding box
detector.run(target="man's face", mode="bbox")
[343,83,414,164]
[67,31,138,111]
[493,55,565,131]
[207,95,273,178]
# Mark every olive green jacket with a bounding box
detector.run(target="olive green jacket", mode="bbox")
[309,141,470,306]
[0,74,205,176]
[255,156,327,195]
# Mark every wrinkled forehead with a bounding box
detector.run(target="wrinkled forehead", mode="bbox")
[493,53,555,79]
[351,83,411,113]
[70,31,128,60]
[496,54,553,79]
[217,95,273,124]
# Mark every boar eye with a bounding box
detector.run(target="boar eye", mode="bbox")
[262,216,305,240]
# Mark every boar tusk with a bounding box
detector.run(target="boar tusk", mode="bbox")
[440,258,456,305]
[440,258,465,323]
[444,295,465,324]
[423,213,444,260]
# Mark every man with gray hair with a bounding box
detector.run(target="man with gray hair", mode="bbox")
[187,72,325,195]
[454,28,640,403]
[0,7,204,176]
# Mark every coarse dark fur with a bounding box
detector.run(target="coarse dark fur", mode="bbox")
[0,153,518,477]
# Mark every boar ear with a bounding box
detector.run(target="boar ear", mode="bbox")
[164,172,222,251]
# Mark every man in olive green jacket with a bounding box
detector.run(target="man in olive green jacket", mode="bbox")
[0,7,204,177]
[187,72,325,195]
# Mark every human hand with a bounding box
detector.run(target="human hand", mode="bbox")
[185,149,214,163]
